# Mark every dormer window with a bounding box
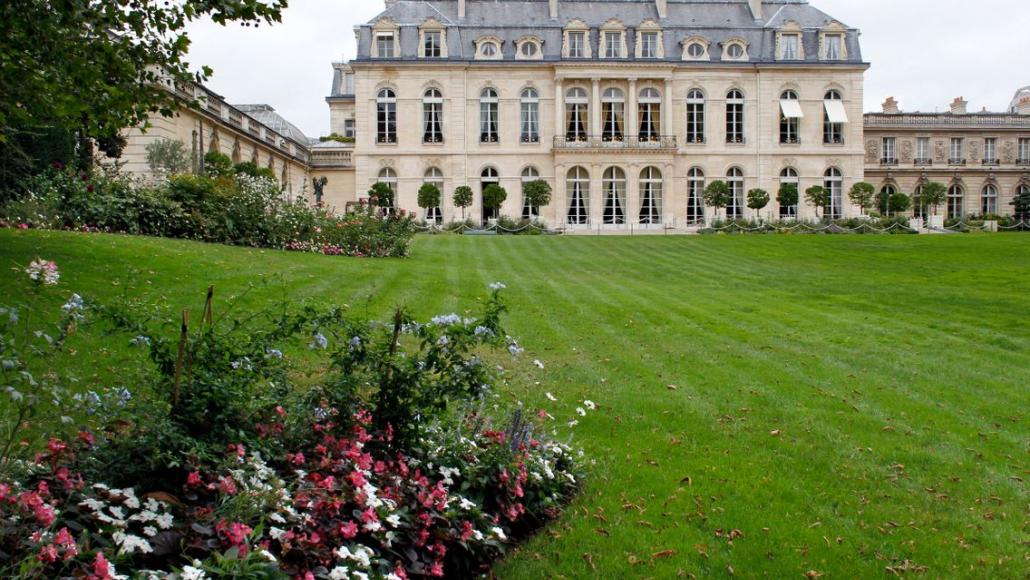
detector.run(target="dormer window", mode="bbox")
[474,36,504,60]
[600,19,626,59]
[604,32,621,58]
[723,40,747,61]
[819,22,849,60]
[424,31,442,58]
[782,35,799,60]
[681,37,710,61]
[521,42,537,58]
[515,36,543,61]
[640,32,658,58]
[687,43,705,58]
[563,20,592,59]
[568,32,585,57]
[825,35,842,60]
[636,20,663,59]
[375,33,395,58]
[480,42,498,58]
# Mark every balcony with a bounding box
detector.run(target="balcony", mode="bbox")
[914,158,933,166]
[310,148,354,168]
[948,158,966,166]
[982,158,1000,167]
[553,135,677,150]
[880,157,898,167]
[1018,158,1030,167]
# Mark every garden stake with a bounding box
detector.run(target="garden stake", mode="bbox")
[173,308,189,406]
[204,285,214,326]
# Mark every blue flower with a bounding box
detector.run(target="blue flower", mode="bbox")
[310,332,329,350]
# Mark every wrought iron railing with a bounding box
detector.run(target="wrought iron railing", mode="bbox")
[552,135,677,149]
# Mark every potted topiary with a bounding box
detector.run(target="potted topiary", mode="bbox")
[746,188,769,223]
[453,185,473,223]
[702,180,731,225]
[919,182,947,230]
[481,184,507,225]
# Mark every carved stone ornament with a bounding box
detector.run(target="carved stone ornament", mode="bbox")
[933,140,946,162]
[782,158,798,168]
[900,139,913,163]
[864,139,878,163]
[1002,140,1016,164]
[968,140,980,161]
[379,158,395,168]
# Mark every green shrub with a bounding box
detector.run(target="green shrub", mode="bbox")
[203,151,234,177]
[145,139,191,176]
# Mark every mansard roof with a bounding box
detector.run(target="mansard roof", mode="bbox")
[354,0,862,64]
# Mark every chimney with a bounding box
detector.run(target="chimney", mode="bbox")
[549,0,558,19]
[656,0,667,19]
[748,0,763,20]
[950,97,968,115]
[459,0,466,19]
[882,96,899,114]
[1018,96,1030,116]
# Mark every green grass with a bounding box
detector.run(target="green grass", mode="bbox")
[2,229,1028,578]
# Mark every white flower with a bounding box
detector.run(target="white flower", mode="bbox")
[130,335,150,348]
[181,565,208,580]
[348,336,362,351]
[473,325,494,337]
[329,567,350,580]
[576,407,586,417]
[269,512,286,524]
[143,526,158,537]
[430,313,462,326]
[62,294,85,318]
[270,526,287,541]
[25,259,59,286]
[458,497,476,511]
[352,573,369,580]
[584,400,596,410]
[533,359,545,369]
[386,514,402,527]
[567,420,579,427]
[545,392,557,402]
[155,512,174,529]
[489,282,506,290]
[437,335,449,346]
[490,526,507,541]
[113,532,153,555]
[258,549,277,562]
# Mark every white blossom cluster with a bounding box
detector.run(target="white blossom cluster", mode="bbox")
[78,485,175,556]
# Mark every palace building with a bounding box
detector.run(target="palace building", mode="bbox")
[116,1,1030,230]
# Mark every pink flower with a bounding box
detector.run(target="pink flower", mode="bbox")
[217,476,238,495]
[92,552,112,579]
[429,561,445,577]
[186,471,204,487]
[215,520,253,554]
[339,520,358,539]
[38,544,58,564]
[288,452,305,466]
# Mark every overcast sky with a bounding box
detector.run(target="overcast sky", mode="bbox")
[184,0,1030,138]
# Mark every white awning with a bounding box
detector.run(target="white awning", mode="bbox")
[823,99,849,123]
[779,99,804,119]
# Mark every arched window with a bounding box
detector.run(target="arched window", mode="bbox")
[566,167,589,225]
[638,88,662,142]
[726,90,744,143]
[913,183,925,219]
[376,89,397,144]
[686,89,705,143]
[377,168,397,212]
[824,167,843,219]
[779,90,801,144]
[823,90,844,145]
[601,88,625,142]
[727,167,744,218]
[1016,184,1030,221]
[639,167,663,224]
[520,88,539,143]
[687,167,705,224]
[565,87,589,141]
[480,88,499,143]
[480,167,500,222]
[779,167,799,218]
[423,88,443,143]
[947,184,964,219]
[521,167,540,219]
[602,167,626,225]
[981,184,998,215]
[424,167,443,223]
[879,184,898,216]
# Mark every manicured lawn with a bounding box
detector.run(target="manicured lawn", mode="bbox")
[2,229,1028,578]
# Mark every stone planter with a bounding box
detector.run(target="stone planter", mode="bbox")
[928,215,944,230]
[908,217,924,231]
[983,220,998,232]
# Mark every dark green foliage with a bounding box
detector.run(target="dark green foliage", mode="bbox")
[777,183,799,208]
[482,184,507,210]
[522,180,552,211]
[233,161,277,183]
[746,188,770,211]
[848,182,876,214]
[703,180,731,217]
[368,181,395,209]
[417,182,441,211]
[1011,187,1030,221]
[146,139,191,176]
[204,151,235,177]
[453,186,473,220]
[805,186,830,218]
[919,182,948,215]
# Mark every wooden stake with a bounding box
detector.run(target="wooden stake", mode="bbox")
[173,309,189,406]
[204,285,214,326]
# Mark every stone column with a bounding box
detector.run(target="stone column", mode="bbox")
[590,78,602,139]
[662,78,673,137]
[627,79,638,140]
[554,78,564,141]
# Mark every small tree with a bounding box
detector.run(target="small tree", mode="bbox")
[805,185,830,220]
[368,181,395,212]
[887,191,911,215]
[1012,186,1030,222]
[417,182,442,223]
[777,183,799,218]
[522,179,552,219]
[482,184,507,220]
[746,188,770,221]
[203,151,234,177]
[703,180,731,221]
[848,182,876,215]
[145,139,190,177]
[919,182,947,216]
[453,185,473,221]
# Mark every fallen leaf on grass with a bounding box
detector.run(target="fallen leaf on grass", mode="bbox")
[582,553,596,571]
[652,549,677,560]
[770,429,781,436]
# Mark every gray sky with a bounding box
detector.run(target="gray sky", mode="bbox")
[184,0,1030,138]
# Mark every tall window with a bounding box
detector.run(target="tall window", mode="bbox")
[823,90,844,144]
[981,184,998,215]
[480,88,499,143]
[375,33,395,58]
[984,138,998,164]
[344,119,355,139]
[521,167,540,219]
[913,184,924,219]
[377,168,397,212]
[779,167,799,218]
[687,167,705,224]
[604,32,621,58]
[782,34,800,60]
[779,90,800,144]
[481,167,499,222]
[568,32,586,58]
[424,31,442,58]
[601,88,625,142]
[950,138,964,164]
[566,167,589,225]
[916,137,930,164]
[638,88,661,141]
[1020,138,1030,164]
[882,137,897,164]
[422,89,443,143]
[639,167,663,224]
[640,32,658,58]
[825,35,842,60]
[686,89,705,143]
[376,89,397,144]
[424,168,443,223]
[565,87,589,141]
[520,88,539,143]
[947,185,964,218]
[726,90,744,143]
[824,167,843,219]
[727,167,744,218]
[602,167,626,225]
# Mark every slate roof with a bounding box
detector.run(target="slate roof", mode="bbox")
[350,0,862,65]
[234,104,312,144]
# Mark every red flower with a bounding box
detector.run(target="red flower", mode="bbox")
[217,476,238,495]
[92,552,112,579]
[78,431,96,446]
[339,520,358,539]
[37,544,58,564]
[46,438,67,455]
[186,471,204,487]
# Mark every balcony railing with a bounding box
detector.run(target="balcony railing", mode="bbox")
[1018,158,1030,166]
[914,158,933,166]
[948,158,966,166]
[310,149,354,168]
[880,158,898,166]
[982,158,1000,166]
[552,135,677,150]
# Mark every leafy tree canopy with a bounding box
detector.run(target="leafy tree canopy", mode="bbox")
[522,180,552,209]
[417,182,441,210]
[776,183,799,207]
[746,188,770,211]
[703,180,730,209]
[482,184,507,210]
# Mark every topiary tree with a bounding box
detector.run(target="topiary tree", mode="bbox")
[805,185,830,220]
[417,182,442,223]
[453,186,473,221]
[482,184,507,221]
[203,151,234,177]
[1012,186,1030,222]
[848,182,876,215]
[703,180,731,221]
[746,188,769,221]
[777,183,799,218]
[919,181,947,216]
[145,139,190,177]
[522,179,552,219]
[368,181,395,212]
[888,191,911,215]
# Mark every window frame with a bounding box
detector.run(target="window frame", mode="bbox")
[519,88,540,143]
[375,88,397,144]
[480,88,499,143]
[566,166,590,225]
[686,89,705,144]
[638,166,663,225]
[779,90,801,145]
[422,88,444,144]
[602,167,627,225]
[687,167,706,224]
[726,89,745,144]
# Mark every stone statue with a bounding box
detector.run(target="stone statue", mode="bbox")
[312,176,328,205]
